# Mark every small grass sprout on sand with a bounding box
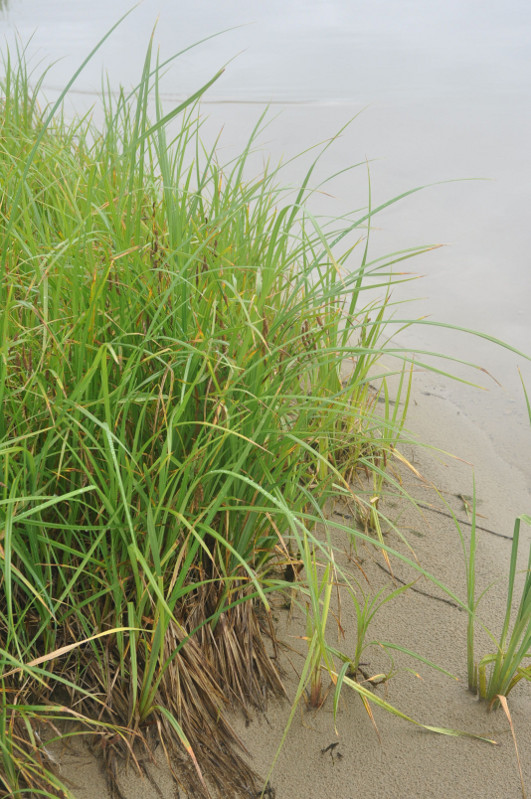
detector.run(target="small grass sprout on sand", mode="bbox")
[337,580,414,682]
[455,487,530,799]
[471,513,531,703]
[303,545,336,709]
[458,381,531,707]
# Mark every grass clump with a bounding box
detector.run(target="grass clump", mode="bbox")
[470,513,531,703]
[459,384,531,707]
[0,33,438,799]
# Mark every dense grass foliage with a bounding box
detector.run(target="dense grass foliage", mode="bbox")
[0,41,437,798]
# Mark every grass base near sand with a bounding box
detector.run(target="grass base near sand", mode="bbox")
[50,396,531,798]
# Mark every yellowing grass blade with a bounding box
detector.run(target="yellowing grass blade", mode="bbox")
[339,673,497,745]
[156,705,211,797]
[1,628,140,679]
[360,692,381,743]
[498,695,527,799]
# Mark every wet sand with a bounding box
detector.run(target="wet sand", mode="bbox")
[55,369,531,798]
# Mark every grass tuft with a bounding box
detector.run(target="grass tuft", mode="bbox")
[4,21,523,797]
[459,382,531,708]
[0,33,435,797]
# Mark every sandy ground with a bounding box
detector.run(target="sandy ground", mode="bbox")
[55,371,531,799]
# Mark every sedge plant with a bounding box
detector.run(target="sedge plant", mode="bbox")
[3,15,528,799]
[458,383,531,706]
[0,26,449,798]
[458,489,531,705]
